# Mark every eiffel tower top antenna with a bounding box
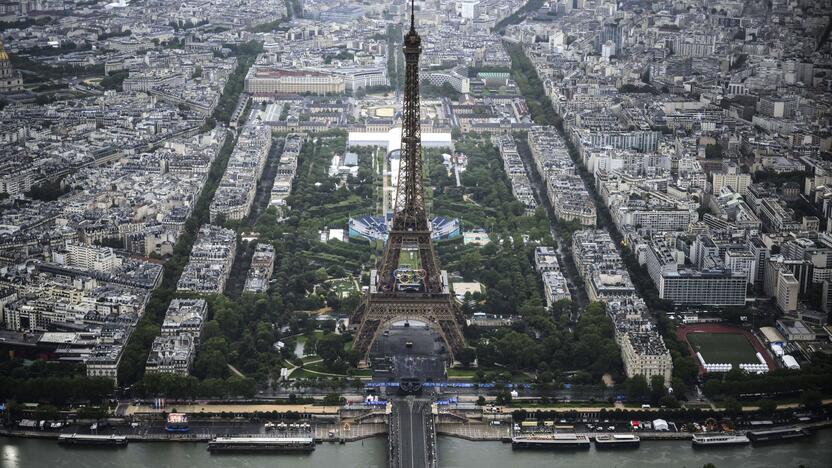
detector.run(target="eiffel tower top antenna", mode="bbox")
[410,0,415,31]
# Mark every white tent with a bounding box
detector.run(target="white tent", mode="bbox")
[782,355,800,370]
[348,128,453,155]
[652,419,669,431]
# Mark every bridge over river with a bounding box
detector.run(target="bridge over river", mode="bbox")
[389,397,437,468]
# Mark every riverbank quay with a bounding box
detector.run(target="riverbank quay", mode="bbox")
[3,420,830,445]
[0,422,387,443]
[125,402,341,416]
[1,402,386,443]
[437,423,697,442]
[4,398,830,448]
[436,421,832,442]
[495,399,832,414]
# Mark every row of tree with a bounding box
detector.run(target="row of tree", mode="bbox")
[427,134,625,380]
[212,48,260,124]
[493,0,544,33]
[185,132,376,382]
[504,42,560,126]
[137,372,256,399]
[428,138,551,317]
[0,376,113,406]
[472,302,624,379]
[702,354,832,400]
[117,130,238,387]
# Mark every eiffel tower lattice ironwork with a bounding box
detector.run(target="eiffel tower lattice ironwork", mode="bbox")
[350,1,465,364]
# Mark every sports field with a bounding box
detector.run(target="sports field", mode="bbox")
[686,332,759,366]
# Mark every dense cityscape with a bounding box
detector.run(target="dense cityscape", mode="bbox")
[0,0,831,466]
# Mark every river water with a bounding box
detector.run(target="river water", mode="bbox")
[2,433,831,468]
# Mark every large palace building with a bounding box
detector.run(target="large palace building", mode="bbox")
[0,39,24,93]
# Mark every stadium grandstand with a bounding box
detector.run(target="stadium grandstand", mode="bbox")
[348,214,460,242]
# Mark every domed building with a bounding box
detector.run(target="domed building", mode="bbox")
[0,38,24,93]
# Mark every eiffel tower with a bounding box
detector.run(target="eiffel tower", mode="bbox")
[350,1,465,364]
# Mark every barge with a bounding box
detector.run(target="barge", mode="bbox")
[748,427,811,444]
[207,436,316,452]
[594,434,640,449]
[57,433,128,447]
[512,433,591,450]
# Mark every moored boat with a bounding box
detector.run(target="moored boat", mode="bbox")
[511,433,591,450]
[57,433,128,447]
[691,433,750,448]
[207,436,315,452]
[594,434,640,449]
[748,427,811,444]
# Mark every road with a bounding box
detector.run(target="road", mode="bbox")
[377,324,441,467]
[514,136,589,313]
[394,397,431,468]
[224,135,284,297]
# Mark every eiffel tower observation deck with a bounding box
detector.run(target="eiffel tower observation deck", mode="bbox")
[350,0,465,366]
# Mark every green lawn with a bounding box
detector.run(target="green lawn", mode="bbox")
[447,368,478,379]
[399,249,421,269]
[686,332,759,367]
[329,277,358,297]
[290,369,324,379]
[304,361,335,373]
[297,361,373,378]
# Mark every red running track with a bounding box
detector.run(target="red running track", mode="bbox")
[676,323,777,375]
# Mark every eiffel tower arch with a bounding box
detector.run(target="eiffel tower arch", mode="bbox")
[351,289,466,363]
[350,5,466,364]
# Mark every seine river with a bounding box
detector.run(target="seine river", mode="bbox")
[3,433,832,468]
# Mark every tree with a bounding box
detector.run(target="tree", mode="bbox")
[323,393,343,406]
[476,395,486,406]
[495,390,512,405]
[626,375,650,401]
[316,334,346,369]
[194,349,228,379]
[757,399,777,415]
[228,376,256,398]
[202,320,222,341]
[25,180,69,201]
[314,267,329,283]
[705,142,723,159]
[800,389,822,411]
[100,70,128,91]
[723,397,743,416]
[659,395,681,409]
[457,347,476,368]
[650,375,666,404]
[459,251,482,279]
[670,377,688,401]
[198,378,227,398]
[673,356,699,385]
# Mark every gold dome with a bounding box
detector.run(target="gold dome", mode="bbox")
[0,38,8,61]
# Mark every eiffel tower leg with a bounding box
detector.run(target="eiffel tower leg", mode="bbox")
[350,299,367,332]
[439,318,466,361]
[353,323,379,366]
